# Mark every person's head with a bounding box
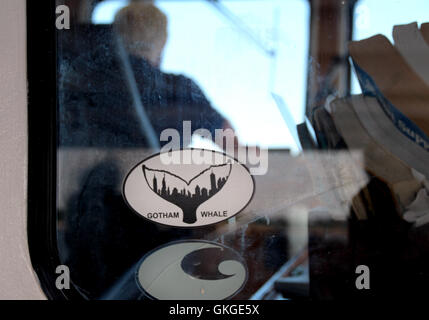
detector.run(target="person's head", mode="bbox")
[114,3,168,67]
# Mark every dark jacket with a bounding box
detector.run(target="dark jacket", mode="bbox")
[58,25,224,298]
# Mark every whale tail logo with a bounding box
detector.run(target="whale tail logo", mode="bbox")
[123,149,255,228]
[142,163,232,224]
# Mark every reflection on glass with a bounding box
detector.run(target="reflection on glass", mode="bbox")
[93,0,310,150]
[57,0,310,299]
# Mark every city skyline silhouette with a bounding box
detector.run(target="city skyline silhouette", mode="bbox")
[142,163,232,224]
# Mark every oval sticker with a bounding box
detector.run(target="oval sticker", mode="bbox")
[136,240,247,300]
[123,149,254,227]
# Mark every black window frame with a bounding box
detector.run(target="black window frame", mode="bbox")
[27,0,83,300]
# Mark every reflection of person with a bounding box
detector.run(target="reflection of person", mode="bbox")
[114,3,167,68]
[62,3,237,298]
[114,3,235,147]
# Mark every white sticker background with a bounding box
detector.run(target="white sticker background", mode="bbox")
[123,149,254,227]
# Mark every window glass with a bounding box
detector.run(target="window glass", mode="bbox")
[93,0,309,150]
[56,0,310,299]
